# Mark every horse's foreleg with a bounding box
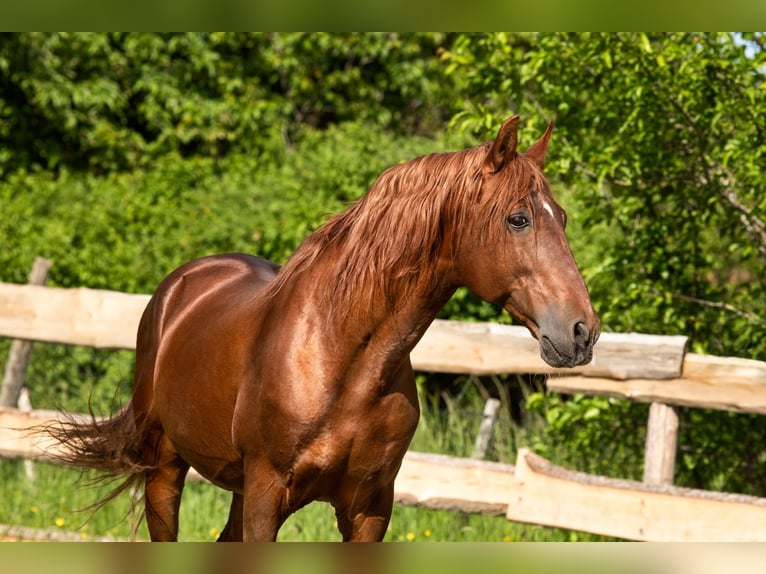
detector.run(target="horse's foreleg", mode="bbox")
[216,492,244,542]
[144,434,190,541]
[334,482,394,542]
[240,459,289,542]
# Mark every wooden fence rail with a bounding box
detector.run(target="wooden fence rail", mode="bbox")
[2,280,766,541]
[3,407,766,542]
[3,281,764,397]
[0,281,691,379]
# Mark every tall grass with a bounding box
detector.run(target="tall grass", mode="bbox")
[0,376,621,542]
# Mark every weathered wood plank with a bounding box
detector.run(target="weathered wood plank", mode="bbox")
[412,319,687,379]
[0,407,75,461]
[507,448,766,542]
[0,283,687,379]
[0,523,121,542]
[548,352,766,415]
[471,398,501,460]
[394,450,515,516]
[682,352,766,384]
[0,283,149,350]
[547,375,766,414]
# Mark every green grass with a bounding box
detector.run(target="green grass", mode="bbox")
[0,377,619,542]
[0,461,604,542]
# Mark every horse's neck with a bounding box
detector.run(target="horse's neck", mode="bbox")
[272,257,455,382]
[360,289,451,365]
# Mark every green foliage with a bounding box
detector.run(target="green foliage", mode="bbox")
[443,32,766,496]
[0,121,466,291]
[674,408,766,495]
[0,33,456,177]
[445,32,766,358]
[525,392,649,480]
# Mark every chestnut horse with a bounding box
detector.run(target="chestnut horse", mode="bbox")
[45,116,599,541]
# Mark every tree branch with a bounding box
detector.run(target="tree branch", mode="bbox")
[651,287,766,325]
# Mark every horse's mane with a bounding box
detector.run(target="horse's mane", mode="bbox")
[263,140,547,317]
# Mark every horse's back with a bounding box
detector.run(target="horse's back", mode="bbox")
[152,253,279,325]
[137,250,280,373]
[134,253,278,363]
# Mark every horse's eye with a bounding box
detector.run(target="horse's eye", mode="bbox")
[507,213,531,231]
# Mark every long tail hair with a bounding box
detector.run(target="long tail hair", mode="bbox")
[35,402,156,535]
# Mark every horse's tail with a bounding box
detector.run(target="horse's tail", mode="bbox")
[36,402,156,520]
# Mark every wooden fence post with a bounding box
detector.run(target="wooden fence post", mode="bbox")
[642,402,679,485]
[0,257,53,407]
[472,398,501,459]
[17,386,37,480]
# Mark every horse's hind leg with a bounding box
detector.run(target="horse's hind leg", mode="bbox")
[217,493,243,542]
[144,432,190,541]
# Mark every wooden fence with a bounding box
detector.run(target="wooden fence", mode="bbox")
[2,278,766,541]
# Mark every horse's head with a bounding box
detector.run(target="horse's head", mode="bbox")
[456,115,600,368]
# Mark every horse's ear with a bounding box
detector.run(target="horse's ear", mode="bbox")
[485,115,520,173]
[525,122,554,167]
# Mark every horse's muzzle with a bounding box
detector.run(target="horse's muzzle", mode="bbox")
[539,320,599,368]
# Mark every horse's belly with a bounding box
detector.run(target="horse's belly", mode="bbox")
[165,414,245,491]
[188,455,244,492]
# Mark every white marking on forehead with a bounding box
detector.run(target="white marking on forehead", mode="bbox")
[542,199,555,218]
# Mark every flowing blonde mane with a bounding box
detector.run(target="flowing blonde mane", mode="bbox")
[264,141,548,315]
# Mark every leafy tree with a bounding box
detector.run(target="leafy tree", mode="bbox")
[445,32,765,359]
[443,32,766,493]
[0,32,456,177]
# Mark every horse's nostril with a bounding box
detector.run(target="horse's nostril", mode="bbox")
[574,321,589,348]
